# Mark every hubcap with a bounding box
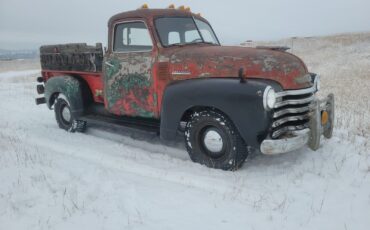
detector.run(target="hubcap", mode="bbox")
[61,105,71,122]
[203,129,224,153]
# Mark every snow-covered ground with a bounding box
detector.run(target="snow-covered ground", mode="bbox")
[0,33,369,230]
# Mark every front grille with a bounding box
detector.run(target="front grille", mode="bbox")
[271,84,317,139]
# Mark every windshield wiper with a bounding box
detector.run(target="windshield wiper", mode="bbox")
[202,41,218,45]
[167,41,218,47]
[188,41,218,46]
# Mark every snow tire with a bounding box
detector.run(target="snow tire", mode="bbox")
[184,109,248,170]
[54,96,87,133]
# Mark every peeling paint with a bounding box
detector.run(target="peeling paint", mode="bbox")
[104,53,156,118]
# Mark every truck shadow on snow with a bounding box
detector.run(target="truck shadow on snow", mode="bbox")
[85,121,190,161]
[84,120,311,171]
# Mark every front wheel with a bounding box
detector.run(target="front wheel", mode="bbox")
[54,95,86,133]
[184,110,248,170]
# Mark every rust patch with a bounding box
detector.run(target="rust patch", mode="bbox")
[160,45,310,89]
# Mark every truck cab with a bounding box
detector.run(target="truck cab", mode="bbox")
[103,8,222,118]
[36,5,334,170]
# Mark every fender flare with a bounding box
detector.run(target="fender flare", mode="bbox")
[44,75,84,117]
[159,78,281,148]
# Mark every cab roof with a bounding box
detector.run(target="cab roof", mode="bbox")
[108,9,208,27]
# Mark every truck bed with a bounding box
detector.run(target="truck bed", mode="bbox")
[40,43,105,104]
[40,43,103,72]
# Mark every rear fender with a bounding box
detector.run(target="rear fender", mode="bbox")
[44,76,84,117]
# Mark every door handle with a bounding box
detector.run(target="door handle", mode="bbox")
[105,61,114,67]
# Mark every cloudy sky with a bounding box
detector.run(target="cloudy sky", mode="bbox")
[1,0,369,49]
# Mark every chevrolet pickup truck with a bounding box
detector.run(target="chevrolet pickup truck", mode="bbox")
[35,5,334,170]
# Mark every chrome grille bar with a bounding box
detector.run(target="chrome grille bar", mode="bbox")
[274,95,315,108]
[275,85,317,97]
[272,114,310,128]
[273,105,312,118]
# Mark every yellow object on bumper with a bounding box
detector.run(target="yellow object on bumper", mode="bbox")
[321,111,329,125]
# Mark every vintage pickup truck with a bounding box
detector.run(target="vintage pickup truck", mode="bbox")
[36,5,334,170]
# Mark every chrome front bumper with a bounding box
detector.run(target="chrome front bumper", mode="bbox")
[260,93,334,155]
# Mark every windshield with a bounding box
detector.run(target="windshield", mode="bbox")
[155,17,220,47]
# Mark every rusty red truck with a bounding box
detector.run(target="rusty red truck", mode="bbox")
[36,5,334,170]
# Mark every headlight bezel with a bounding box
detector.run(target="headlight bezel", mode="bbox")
[263,86,276,111]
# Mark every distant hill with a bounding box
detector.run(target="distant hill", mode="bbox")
[0,49,39,60]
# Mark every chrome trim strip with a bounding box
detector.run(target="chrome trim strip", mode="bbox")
[272,114,310,128]
[275,76,318,98]
[171,71,191,75]
[274,95,315,108]
[275,86,315,97]
[273,105,312,118]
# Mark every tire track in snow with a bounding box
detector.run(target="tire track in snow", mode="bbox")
[1,130,268,207]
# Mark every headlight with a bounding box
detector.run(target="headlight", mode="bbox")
[263,86,276,110]
[314,74,320,91]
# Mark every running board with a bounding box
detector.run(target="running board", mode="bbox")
[81,103,160,133]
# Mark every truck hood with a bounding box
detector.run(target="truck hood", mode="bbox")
[167,45,311,90]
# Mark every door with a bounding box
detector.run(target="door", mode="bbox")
[104,21,157,118]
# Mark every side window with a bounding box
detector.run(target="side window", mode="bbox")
[113,21,153,52]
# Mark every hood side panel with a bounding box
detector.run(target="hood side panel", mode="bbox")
[165,46,311,90]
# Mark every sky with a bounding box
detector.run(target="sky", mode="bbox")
[1,0,370,50]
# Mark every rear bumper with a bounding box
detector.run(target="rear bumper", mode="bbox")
[260,93,334,155]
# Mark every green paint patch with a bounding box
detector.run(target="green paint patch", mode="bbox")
[64,78,80,99]
[121,74,152,91]
[105,59,121,80]
[106,73,152,109]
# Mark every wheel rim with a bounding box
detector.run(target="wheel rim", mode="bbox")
[61,104,72,124]
[201,127,225,158]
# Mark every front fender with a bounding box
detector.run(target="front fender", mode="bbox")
[160,78,281,148]
[44,76,84,117]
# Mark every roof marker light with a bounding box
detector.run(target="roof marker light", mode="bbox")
[141,3,148,9]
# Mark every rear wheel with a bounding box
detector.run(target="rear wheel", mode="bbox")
[54,95,86,133]
[184,110,248,170]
